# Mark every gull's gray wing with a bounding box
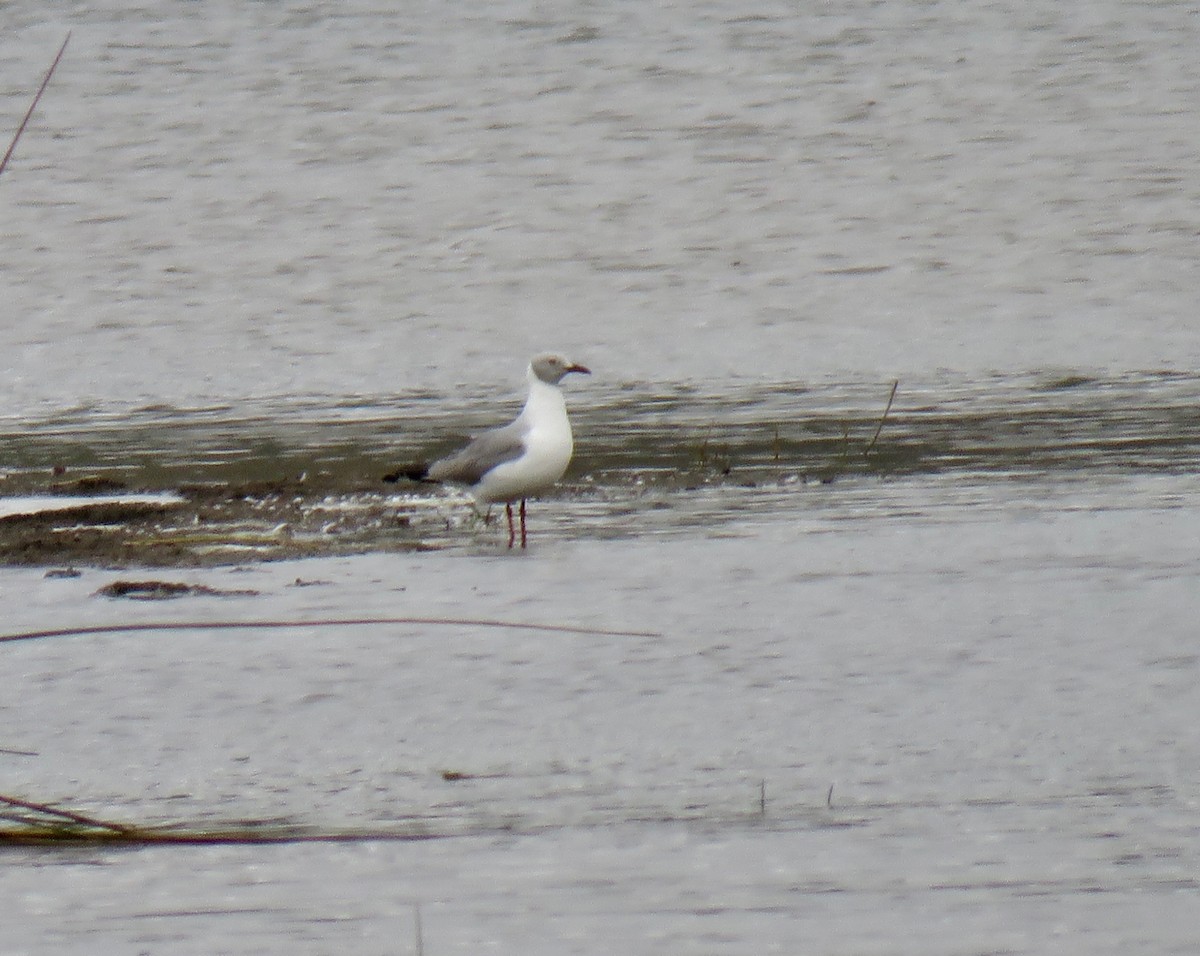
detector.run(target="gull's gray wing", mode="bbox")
[425,421,527,485]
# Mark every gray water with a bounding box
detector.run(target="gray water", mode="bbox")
[2,1,1200,953]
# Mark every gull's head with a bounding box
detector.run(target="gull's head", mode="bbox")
[529,353,591,385]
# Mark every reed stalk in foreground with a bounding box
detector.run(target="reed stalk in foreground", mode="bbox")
[0,791,133,834]
[0,792,459,846]
[864,380,900,457]
[0,33,71,180]
[0,615,660,646]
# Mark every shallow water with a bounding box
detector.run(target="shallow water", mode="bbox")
[3,471,1199,954]
[3,1,1200,953]
[4,0,1200,411]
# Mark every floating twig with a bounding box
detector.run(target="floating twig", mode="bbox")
[0,821,442,847]
[0,32,71,180]
[864,380,899,457]
[0,792,133,834]
[0,616,661,646]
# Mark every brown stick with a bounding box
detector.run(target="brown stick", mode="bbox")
[0,616,661,646]
[0,792,133,834]
[0,822,442,846]
[0,32,71,179]
[864,380,899,457]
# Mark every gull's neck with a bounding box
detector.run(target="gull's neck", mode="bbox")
[520,363,568,426]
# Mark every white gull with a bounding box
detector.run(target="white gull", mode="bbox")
[387,353,591,548]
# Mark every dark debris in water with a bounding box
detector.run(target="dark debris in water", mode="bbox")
[94,580,260,600]
[49,474,129,495]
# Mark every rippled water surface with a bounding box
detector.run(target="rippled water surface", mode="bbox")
[2,1,1200,953]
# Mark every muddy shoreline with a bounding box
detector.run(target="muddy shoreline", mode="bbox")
[3,373,1197,567]
[0,478,433,568]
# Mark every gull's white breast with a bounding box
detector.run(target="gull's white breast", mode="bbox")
[474,378,574,504]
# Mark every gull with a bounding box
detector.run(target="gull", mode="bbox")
[386,353,591,548]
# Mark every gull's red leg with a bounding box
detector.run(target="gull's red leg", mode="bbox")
[519,498,528,549]
[505,502,515,549]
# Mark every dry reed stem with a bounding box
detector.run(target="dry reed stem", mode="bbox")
[864,380,900,456]
[0,33,70,179]
[0,792,133,834]
[0,616,661,646]
[0,820,445,847]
